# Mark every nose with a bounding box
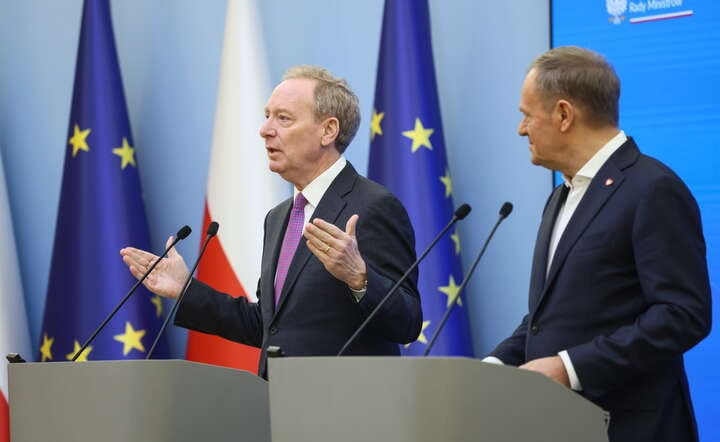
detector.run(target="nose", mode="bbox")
[517,120,528,137]
[259,118,274,138]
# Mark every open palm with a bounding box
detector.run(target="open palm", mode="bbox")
[120,236,190,299]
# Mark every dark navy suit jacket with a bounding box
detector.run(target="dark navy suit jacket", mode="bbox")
[175,163,422,376]
[491,138,711,442]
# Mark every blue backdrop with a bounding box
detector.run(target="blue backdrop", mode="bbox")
[552,1,719,439]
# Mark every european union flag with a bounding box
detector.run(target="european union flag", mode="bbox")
[368,0,473,356]
[39,0,167,362]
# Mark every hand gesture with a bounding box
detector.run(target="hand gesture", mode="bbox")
[120,236,190,299]
[304,215,367,290]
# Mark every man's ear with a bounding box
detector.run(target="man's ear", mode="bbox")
[555,99,575,132]
[320,117,340,147]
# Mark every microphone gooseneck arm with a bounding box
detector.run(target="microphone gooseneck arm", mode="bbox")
[423,202,513,356]
[146,222,219,359]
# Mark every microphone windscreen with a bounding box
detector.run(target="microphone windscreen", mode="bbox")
[499,202,513,218]
[455,203,472,220]
[207,221,219,237]
[176,225,192,240]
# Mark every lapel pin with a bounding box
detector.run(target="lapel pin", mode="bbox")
[605,178,614,187]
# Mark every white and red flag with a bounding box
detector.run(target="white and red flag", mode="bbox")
[0,152,32,442]
[185,0,287,373]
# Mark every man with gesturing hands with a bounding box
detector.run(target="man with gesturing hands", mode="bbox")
[120,66,422,377]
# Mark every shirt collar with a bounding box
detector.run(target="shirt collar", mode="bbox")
[294,156,347,208]
[563,130,627,188]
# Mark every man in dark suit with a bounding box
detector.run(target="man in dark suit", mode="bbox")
[486,46,712,442]
[121,66,422,377]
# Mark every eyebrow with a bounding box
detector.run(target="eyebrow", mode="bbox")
[266,107,293,115]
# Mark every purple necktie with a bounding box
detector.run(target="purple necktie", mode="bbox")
[274,193,308,305]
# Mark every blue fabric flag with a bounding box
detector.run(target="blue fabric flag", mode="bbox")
[368,0,474,356]
[39,0,167,362]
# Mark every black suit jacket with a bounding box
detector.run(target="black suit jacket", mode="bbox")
[175,163,423,376]
[491,139,711,442]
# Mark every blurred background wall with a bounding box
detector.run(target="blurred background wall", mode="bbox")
[0,0,550,358]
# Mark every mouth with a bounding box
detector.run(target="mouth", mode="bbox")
[266,147,281,155]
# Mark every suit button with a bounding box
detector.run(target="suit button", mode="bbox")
[269,326,278,335]
[530,325,539,335]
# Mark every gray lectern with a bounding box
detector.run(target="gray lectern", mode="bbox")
[9,360,269,442]
[268,357,608,442]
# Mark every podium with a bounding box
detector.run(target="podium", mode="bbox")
[10,357,609,441]
[8,360,270,442]
[268,357,609,442]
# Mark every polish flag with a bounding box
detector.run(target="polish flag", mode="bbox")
[184,0,287,373]
[0,152,32,442]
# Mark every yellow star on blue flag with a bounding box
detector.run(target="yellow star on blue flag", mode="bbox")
[68,124,91,157]
[402,118,434,152]
[40,333,54,362]
[371,109,385,140]
[114,321,146,356]
[405,321,431,348]
[112,137,136,169]
[66,340,92,362]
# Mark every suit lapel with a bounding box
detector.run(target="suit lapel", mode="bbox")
[531,139,639,315]
[528,184,568,308]
[543,164,624,289]
[263,198,292,315]
[271,163,357,318]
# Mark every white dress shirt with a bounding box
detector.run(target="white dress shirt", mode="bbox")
[295,156,347,223]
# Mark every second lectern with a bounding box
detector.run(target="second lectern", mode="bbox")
[268,357,608,442]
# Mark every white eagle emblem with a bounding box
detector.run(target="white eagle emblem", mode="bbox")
[606,0,627,24]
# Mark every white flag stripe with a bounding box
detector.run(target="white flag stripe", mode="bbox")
[0,152,32,397]
[207,0,288,301]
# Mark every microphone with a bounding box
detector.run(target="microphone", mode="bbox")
[146,221,219,359]
[337,204,472,356]
[71,225,192,361]
[423,202,513,356]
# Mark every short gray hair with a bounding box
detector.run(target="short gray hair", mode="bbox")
[530,46,620,127]
[283,65,361,153]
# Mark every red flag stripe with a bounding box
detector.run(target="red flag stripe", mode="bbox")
[185,205,260,373]
[0,391,8,442]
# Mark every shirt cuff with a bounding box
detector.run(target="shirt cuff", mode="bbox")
[558,350,582,391]
[349,285,366,302]
[481,356,504,365]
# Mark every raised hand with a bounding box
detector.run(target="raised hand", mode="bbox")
[304,214,367,290]
[120,236,190,299]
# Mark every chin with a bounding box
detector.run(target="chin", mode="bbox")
[267,160,284,174]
